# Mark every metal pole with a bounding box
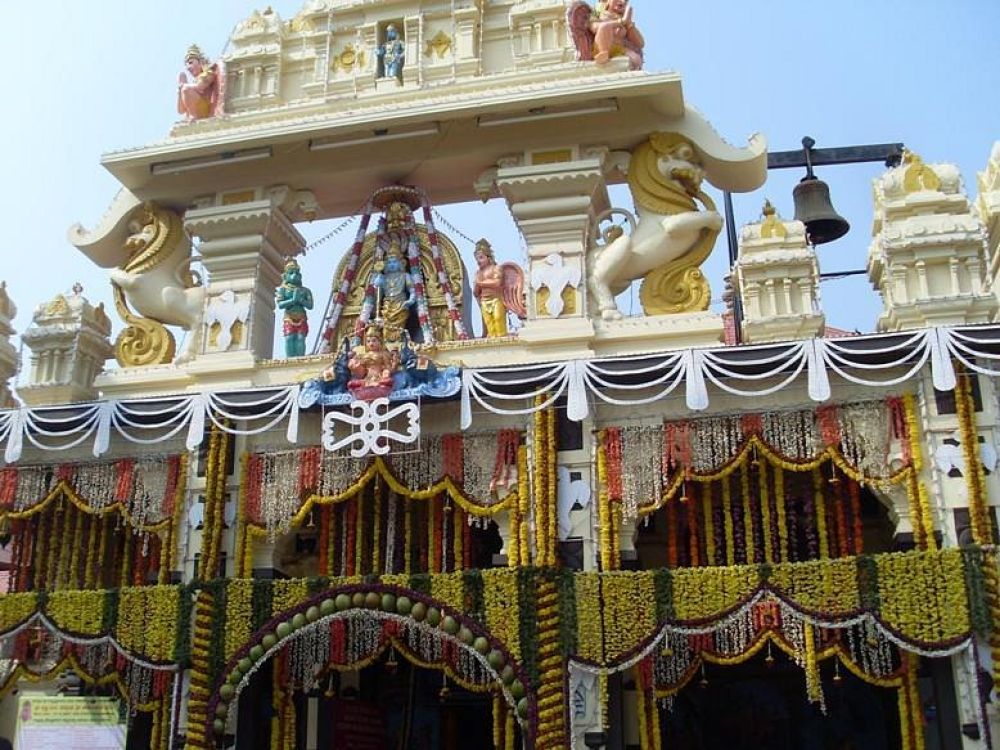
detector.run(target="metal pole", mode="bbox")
[723,191,743,345]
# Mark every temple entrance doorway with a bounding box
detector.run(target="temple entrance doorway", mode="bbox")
[658,648,900,750]
[314,652,496,750]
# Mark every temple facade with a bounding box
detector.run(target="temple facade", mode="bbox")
[1,2,999,749]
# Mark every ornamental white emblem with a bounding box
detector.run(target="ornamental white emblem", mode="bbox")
[321,398,420,457]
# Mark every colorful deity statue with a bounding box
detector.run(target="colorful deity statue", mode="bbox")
[347,326,398,400]
[567,0,645,71]
[275,260,314,358]
[376,24,405,81]
[374,243,416,340]
[177,44,223,121]
[472,240,527,338]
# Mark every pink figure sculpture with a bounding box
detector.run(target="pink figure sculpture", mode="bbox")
[347,327,398,401]
[567,0,645,71]
[177,44,224,121]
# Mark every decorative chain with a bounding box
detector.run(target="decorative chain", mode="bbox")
[431,208,478,246]
[304,213,361,254]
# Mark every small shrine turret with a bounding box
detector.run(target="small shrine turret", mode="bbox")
[19,283,113,405]
[734,201,824,343]
[868,150,997,330]
[0,282,19,408]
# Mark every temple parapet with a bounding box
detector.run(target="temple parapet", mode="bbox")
[868,150,997,331]
[19,285,112,406]
[734,201,824,343]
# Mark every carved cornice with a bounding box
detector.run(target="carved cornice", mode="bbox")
[111,70,678,159]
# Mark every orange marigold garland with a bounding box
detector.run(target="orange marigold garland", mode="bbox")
[517,445,531,566]
[197,423,230,581]
[533,576,566,748]
[547,403,558,567]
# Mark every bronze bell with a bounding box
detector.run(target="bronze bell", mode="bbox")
[792,136,850,245]
[793,176,850,245]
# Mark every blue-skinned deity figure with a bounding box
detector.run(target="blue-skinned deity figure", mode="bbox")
[372,248,416,339]
[377,24,405,80]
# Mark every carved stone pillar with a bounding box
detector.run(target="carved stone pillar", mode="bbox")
[184,191,306,376]
[453,6,482,76]
[734,202,824,343]
[494,150,608,357]
[0,283,18,408]
[868,151,997,330]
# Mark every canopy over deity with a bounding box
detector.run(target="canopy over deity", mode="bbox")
[316,186,471,352]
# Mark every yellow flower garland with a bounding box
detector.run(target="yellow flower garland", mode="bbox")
[548,404,558,566]
[47,590,104,635]
[775,466,788,562]
[803,622,821,705]
[236,451,251,577]
[430,571,465,613]
[482,568,522,662]
[535,577,566,748]
[758,460,773,563]
[812,468,829,559]
[597,436,615,571]
[954,370,990,545]
[903,392,937,550]
[600,572,657,663]
[224,578,253,661]
[876,550,969,644]
[574,574,603,664]
[0,593,36,633]
[722,478,735,566]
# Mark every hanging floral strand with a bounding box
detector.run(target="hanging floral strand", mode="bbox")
[902,393,936,551]
[597,434,615,571]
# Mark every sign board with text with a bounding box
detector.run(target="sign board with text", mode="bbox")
[14,696,126,750]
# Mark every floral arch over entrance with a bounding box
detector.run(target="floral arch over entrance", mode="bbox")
[205,583,533,747]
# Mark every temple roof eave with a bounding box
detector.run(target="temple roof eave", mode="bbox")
[98,71,691,218]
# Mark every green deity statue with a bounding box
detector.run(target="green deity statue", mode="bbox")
[275,260,314,358]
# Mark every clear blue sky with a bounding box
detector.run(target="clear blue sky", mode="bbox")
[2,1,998,353]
